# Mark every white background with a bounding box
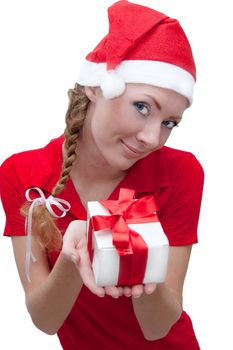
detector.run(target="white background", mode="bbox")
[0,0,232,349]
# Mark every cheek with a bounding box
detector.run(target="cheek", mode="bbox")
[91,118,106,141]
[92,100,144,138]
[116,106,145,133]
[160,129,172,144]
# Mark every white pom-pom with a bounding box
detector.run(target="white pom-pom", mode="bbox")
[100,71,126,99]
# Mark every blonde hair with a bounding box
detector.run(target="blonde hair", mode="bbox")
[21,84,90,251]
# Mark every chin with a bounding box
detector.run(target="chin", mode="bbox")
[112,158,139,171]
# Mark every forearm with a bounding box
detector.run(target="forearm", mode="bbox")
[26,253,83,335]
[132,283,182,341]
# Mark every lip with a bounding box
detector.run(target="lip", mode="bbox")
[120,140,145,158]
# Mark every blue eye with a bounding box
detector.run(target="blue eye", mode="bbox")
[162,120,179,129]
[133,102,151,116]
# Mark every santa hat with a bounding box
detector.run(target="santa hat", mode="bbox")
[77,0,196,104]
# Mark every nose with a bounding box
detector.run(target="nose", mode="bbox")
[136,122,161,150]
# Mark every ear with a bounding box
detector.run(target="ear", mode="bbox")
[84,87,99,102]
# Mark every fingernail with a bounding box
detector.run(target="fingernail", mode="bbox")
[71,256,77,264]
[147,288,154,294]
[133,294,141,299]
[125,293,131,297]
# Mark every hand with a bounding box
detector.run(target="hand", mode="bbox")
[61,220,123,298]
[62,220,157,299]
[61,220,104,297]
[120,283,157,298]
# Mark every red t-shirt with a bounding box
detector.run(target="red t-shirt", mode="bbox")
[0,136,204,350]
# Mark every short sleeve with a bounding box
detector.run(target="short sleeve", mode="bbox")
[0,155,26,236]
[158,153,204,246]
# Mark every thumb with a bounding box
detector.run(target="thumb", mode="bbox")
[62,241,80,263]
[71,253,81,267]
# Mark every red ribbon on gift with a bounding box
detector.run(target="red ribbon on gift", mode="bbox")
[88,188,159,286]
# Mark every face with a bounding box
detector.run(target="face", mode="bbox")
[81,84,188,171]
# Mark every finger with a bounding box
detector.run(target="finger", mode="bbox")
[132,284,143,298]
[144,283,157,295]
[78,248,105,297]
[123,286,132,297]
[62,235,80,262]
[117,286,124,296]
[105,285,122,298]
[62,248,78,263]
[71,253,80,266]
[79,263,105,298]
[62,220,87,254]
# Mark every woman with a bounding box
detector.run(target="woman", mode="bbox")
[0,1,204,349]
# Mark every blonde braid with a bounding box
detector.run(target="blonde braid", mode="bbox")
[21,84,90,251]
[52,84,90,196]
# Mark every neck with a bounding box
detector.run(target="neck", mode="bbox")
[70,142,126,184]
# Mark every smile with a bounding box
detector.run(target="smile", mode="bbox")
[120,140,145,158]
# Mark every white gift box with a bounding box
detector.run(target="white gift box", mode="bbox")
[87,200,169,287]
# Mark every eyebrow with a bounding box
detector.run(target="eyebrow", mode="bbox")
[142,94,162,110]
[142,94,183,120]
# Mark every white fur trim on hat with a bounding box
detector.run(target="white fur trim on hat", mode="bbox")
[100,70,126,99]
[77,60,195,104]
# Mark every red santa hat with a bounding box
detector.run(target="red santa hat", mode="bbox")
[77,0,196,104]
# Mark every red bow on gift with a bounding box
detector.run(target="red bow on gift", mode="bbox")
[88,188,159,286]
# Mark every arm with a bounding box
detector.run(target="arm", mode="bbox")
[12,236,82,335]
[131,153,204,340]
[132,245,192,340]
[11,220,104,335]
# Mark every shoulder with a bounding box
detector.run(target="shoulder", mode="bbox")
[1,148,41,176]
[162,146,203,169]
[140,145,204,175]
[1,135,63,169]
[157,147,204,217]
[0,136,64,190]
[129,146,204,194]
[139,145,204,186]
[155,148,204,245]
[161,146,204,180]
